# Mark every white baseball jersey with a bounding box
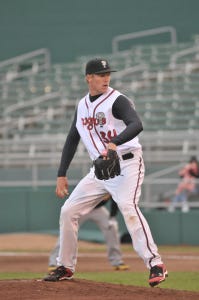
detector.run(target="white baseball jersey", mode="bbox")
[76,87,142,160]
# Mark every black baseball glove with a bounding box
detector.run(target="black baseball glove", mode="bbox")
[93,149,121,180]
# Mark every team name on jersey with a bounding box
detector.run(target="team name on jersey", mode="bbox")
[81,112,106,130]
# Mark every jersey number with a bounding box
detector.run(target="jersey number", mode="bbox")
[100,129,117,143]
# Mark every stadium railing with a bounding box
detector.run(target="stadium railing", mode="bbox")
[111,26,177,53]
[1,36,199,210]
[0,48,51,83]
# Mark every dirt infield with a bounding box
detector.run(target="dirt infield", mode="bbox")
[0,234,199,300]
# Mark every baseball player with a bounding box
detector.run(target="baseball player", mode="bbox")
[44,58,168,287]
[48,196,129,271]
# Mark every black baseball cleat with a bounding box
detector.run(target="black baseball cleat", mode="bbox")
[149,264,168,287]
[48,265,56,273]
[43,266,73,281]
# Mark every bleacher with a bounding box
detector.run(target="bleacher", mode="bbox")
[1,33,199,209]
[1,44,199,136]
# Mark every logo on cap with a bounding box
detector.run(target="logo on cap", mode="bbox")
[101,60,107,68]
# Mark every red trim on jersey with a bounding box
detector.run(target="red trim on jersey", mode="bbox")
[83,89,115,155]
[84,95,101,155]
[89,132,101,155]
[84,97,89,109]
[92,89,115,150]
[133,157,156,266]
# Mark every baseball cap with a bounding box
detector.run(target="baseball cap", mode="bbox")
[85,58,116,75]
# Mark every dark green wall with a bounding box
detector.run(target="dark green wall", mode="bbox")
[0,187,62,233]
[0,187,199,245]
[0,0,199,62]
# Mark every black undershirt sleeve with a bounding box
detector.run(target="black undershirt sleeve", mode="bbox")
[57,109,80,176]
[57,94,143,176]
[110,95,143,145]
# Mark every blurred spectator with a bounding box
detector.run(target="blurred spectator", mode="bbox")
[169,156,199,213]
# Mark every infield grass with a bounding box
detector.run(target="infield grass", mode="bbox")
[0,271,199,292]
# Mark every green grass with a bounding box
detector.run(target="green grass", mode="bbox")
[0,272,43,280]
[0,271,199,292]
[76,272,199,291]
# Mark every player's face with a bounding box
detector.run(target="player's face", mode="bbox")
[86,73,111,96]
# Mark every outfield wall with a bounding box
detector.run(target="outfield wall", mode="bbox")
[0,1,199,62]
[0,187,198,245]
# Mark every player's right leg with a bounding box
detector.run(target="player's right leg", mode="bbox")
[43,171,107,281]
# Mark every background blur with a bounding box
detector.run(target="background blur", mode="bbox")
[0,0,199,245]
[1,0,199,63]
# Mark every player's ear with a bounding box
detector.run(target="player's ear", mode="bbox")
[85,74,90,83]
[86,74,93,83]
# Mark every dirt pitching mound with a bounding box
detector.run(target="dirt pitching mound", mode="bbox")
[0,279,198,300]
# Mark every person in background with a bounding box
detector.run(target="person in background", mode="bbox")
[48,196,129,272]
[169,156,199,213]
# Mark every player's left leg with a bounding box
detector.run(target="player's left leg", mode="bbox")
[105,149,167,286]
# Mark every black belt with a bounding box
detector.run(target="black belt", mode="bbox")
[122,152,134,160]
